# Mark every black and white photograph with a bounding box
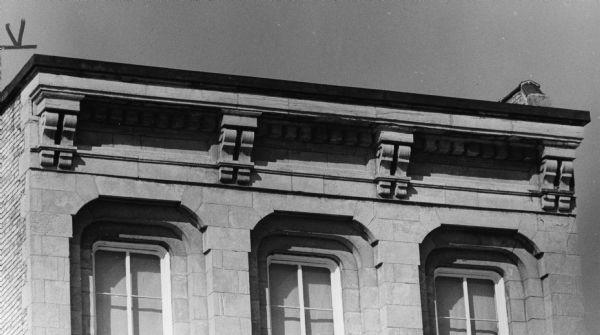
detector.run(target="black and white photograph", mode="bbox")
[0,1,598,335]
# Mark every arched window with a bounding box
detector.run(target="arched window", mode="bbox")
[92,242,172,335]
[433,268,508,335]
[250,213,377,335]
[266,254,344,335]
[420,227,543,335]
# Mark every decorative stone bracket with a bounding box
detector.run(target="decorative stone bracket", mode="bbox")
[32,91,84,169]
[218,110,260,185]
[539,146,576,211]
[375,127,413,198]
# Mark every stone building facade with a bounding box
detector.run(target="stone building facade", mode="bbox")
[0,55,590,335]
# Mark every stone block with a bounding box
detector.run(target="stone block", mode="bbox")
[40,236,69,257]
[40,189,83,215]
[204,227,250,253]
[237,271,250,294]
[95,177,183,202]
[378,263,420,284]
[552,316,584,335]
[526,318,547,335]
[213,293,251,317]
[252,173,292,191]
[207,268,241,293]
[203,187,253,207]
[31,303,59,328]
[375,241,420,266]
[209,315,241,335]
[552,293,584,317]
[375,203,420,221]
[525,296,545,320]
[509,299,526,322]
[44,280,70,305]
[27,210,72,237]
[222,251,249,271]
[172,298,190,322]
[360,286,379,308]
[381,305,422,329]
[172,274,188,298]
[342,288,360,312]
[362,308,380,332]
[291,176,324,193]
[197,203,230,228]
[29,171,76,191]
[324,179,376,198]
[545,274,582,295]
[228,206,262,230]
[31,256,59,280]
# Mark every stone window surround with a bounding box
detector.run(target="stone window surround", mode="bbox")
[250,214,377,335]
[71,199,204,335]
[91,241,173,335]
[420,227,544,335]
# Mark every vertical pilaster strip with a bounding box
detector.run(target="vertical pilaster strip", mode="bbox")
[203,227,252,335]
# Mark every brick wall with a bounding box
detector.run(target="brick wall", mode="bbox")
[0,97,26,335]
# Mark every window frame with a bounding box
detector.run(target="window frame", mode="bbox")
[266,254,345,335]
[92,241,173,335]
[433,267,509,335]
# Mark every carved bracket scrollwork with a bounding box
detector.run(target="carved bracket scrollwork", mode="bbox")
[217,110,260,185]
[374,127,413,198]
[539,146,576,211]
[33,90,84,169]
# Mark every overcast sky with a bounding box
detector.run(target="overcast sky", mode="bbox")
[1,1,599,332]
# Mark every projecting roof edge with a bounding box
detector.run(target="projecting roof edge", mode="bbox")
[0,54,590,126]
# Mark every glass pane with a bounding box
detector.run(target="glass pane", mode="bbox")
[468,279,497,320]
[435,277,465,318]
[132,297,163,335]
[269,263,300,307]
[130,253,162,298]
[271,306,301,335]
[96,294,128,335]
[302,266,332,309]
[305,309,334,335]
[95,250,126,295]
[437,318,467,335]
[471,320,499,335]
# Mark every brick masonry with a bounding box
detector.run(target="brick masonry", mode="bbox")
[0,97,26,335]
[0,57,590,335]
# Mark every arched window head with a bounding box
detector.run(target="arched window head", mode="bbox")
[92,241,173,335]
[266,254,344,335]
[434,268,508,335]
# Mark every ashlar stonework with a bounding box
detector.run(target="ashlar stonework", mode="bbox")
[0,55,590,335]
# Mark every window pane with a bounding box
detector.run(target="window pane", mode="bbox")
[269,263,300,307]
[302,266,332,309]
[471,320,499,335]
[467,279,497,320]
[435,277,465,318]
[96,294,128,335]
[271,307,301,335]
[130,253,162,298]
[132,297,163,335]
[437,318,467,335]
[95,250,126,295]
[305,309,334,335]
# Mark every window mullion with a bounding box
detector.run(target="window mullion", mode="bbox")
[463,277,472,335]
[125,252,134,335]
[297,265,306,335]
